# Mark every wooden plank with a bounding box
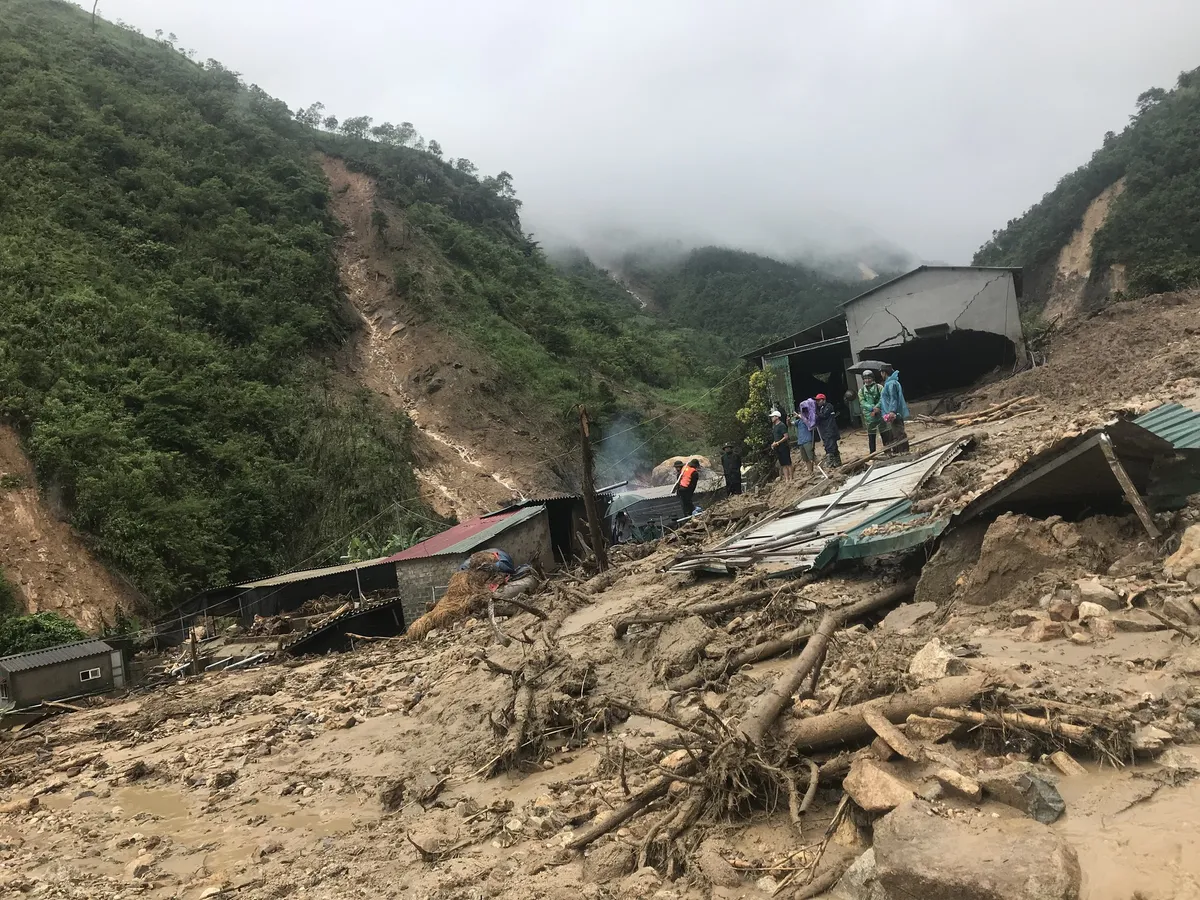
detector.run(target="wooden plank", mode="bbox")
[1098,433,1161,539]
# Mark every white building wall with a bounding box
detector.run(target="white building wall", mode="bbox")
[845,268,1024,361]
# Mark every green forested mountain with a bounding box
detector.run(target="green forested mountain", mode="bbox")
[0,0,713,607]
[617,247,868,355]
[975,66,1200,298]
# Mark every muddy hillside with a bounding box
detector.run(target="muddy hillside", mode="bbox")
[5,290,1200,900]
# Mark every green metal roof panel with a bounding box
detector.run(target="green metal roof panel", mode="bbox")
[1135,403,1200,449]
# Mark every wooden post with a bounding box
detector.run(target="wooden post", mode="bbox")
[189,627,198,676]
[578,406,609,572]
[1098,433,1160,539]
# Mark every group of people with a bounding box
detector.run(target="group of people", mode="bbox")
[769,364,909,481]
[856,365,910,456]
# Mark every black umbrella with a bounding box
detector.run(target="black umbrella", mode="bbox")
[847,359,889,374]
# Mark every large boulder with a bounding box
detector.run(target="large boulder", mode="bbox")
[872,800,1081,900]
[1165,524,1200,579]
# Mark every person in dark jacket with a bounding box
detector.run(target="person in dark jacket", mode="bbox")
[720,443,743,496]
[673,458,702,516]
[769,409,793,481]
[815,393,842,467]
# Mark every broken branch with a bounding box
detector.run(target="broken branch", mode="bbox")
[613,587,780,637]
[861,706,922,761]
[929,706,1092,742]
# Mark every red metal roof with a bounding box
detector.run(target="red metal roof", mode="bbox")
[385,510,520,562]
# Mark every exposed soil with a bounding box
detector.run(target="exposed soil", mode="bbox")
[321,155,567,519]
[1043,178,1127,324]
[0,426,140,629]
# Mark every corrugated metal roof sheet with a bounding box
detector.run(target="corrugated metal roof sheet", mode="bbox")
[387,505,546,561]
[235,555,398,590]
[669,442,965,575]
[1135,403,1200,449]
[0,639,114,673]
[607,477,725,525]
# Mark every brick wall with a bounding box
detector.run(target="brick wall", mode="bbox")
[394,510,554,629]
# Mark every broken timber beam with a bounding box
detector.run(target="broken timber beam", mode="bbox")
[1098,433,1160,539]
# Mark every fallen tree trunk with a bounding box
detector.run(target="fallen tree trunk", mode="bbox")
[741,580,918,746]
[781,674,991,752]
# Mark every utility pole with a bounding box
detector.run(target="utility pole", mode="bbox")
[578,406,609,572]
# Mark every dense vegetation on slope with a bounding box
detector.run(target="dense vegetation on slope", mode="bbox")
[975,66,1200,297]
[326,137,727,443]
[0,0,428,604]
[0,0,726,607]
[618,247,866,354]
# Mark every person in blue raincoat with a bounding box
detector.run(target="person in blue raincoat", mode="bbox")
[880,364,910,453]
[814,393,842,467]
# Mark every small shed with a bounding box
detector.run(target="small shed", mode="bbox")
[0,639,125,709]
[387,505,553,625]
[606,476,725,542]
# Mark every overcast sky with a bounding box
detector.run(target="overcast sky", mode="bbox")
[82,0,1200,265]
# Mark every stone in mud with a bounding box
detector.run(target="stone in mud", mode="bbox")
[653,616,713,679]
[979,763,1065,824]
[1075,601,1108,622]
[1047,597,1077,622]
[843,758,916,813]
[1165,524,1200,579]
[908,638,967,681]
[905,715,960,743]
[1070,579,1121,611]
[833,848,887,900]
[1131,725,1174,754]
[583,841,635,883]
[1088,616,1115,640]
[124,854,155,880]
[873,800,1081,900]
[1162,596,1200,626]
[1109,610,1167,633]
[1009,609,1046,627]
[1022,619,1063,642]
[880,601,938,633]
[1188,569,1200,589]
[695,838,741,888]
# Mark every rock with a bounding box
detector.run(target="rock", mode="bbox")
[932,767,983,802]
[843,758,916,813]
[917,780,944,802]
[1165,524,1200,579]
[1110,610,1167,633]
[1022,620,1063,642]
[1157,747,1200,772]
[1047,597,1077,622]
[834,848,887,900]
[1188,569,1200,589]
[1131,725,1174,754]
[695,839,741,888]
[871,736,898,761]
[1071,579,1121,611]
[0,797,38,815]
[1009,609,1046,627]
[880,602,938,633]
[1075,601,1108,622]
[653,616,714,678]
[905,715,960,744]
[979,763,1065,824]
[124,854,154,880]
[755,875,779,894]
[583,841,635,882]
[1068,631,1093,645]
[908,639,967,681]
[1088,616,1115,640]
[619,867,662,897]
[1163,596,1200,626]
[873,800,1081,900]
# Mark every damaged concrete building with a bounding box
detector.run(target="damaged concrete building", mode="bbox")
[747,265,1026,413]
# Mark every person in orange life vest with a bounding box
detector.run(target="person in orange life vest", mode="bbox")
[673,458,702,517]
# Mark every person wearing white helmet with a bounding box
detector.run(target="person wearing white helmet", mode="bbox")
[769,409,793,481]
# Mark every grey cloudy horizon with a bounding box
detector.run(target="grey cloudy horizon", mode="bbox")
[81,0,1200,266]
